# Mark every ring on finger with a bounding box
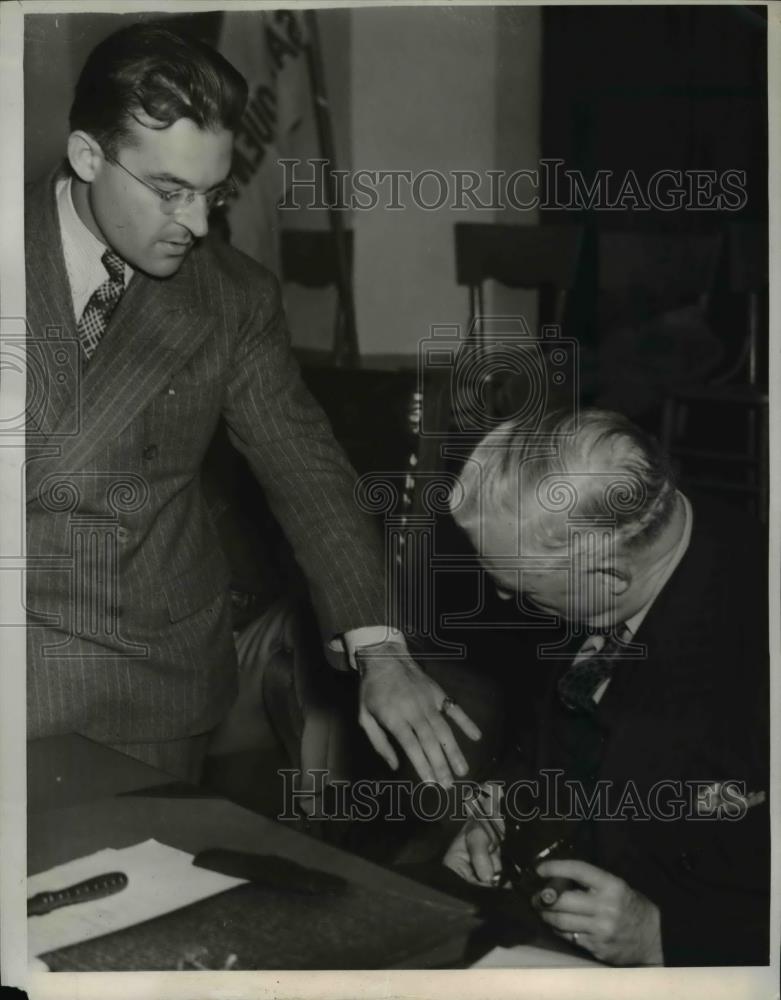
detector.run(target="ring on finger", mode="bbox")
[570,931,579,946]
[440,696,457,715]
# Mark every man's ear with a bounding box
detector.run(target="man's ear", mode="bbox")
[67,131,103,183]
[593,567,630,597]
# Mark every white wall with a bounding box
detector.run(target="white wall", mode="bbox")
[350,5,542,359]
[492,5,542,327]
[22,7,543,360]
[25,14,83,182]
[351,5,496,357]
[24,12,160,183]
[282,8,351,353]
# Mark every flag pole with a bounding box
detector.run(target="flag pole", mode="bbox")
[303,10,359,368]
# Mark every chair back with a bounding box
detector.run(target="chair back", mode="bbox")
[597,230,723,301]
[280,229,354,288]
[454,223,583,327]
[280,229,356,365]
[727,222,767,293]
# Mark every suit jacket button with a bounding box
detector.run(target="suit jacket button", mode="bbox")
[678,851,695,872]
[143,444,158,460]
[116,526,130,543]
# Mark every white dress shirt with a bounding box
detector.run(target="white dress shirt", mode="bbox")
[55,175,133,322]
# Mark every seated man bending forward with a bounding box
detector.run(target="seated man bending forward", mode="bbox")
[443,408,769,967]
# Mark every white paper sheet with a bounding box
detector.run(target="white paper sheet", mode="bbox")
[28,839,246,960]
[472,943,603,968]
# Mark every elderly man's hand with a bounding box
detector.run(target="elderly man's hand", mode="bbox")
[356,640,481,787]
[534,859,663,966]
[443,784,505,884]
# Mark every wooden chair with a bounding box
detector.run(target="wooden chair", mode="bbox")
[280,228,355,366]
[454,221,584,343]
[280,228,354,286]
[595,227,724,415]
[659,224,768,518]
[597,230,723,302]
[415,222,584,448]
[387,225,586,645]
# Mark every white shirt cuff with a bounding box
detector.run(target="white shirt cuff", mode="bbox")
[328,626,407,671]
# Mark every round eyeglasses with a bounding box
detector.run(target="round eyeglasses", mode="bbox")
[103,154,237,214]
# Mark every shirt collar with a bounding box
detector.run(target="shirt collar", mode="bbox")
[56,175,133,320]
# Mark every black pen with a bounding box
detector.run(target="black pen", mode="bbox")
[28,871,128,917]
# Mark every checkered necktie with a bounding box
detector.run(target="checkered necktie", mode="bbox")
[77,250,126,361]
[557,624,629,714]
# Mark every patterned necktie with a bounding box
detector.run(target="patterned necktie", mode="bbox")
[77,250,126,361]
[557,624,629,714]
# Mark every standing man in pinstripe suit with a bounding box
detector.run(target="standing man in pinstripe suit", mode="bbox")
[25,22,481,783]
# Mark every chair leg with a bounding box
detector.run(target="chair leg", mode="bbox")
[758,405,768,524]
[660,397,676,453]
[746,405,757,486]
[675,401,689,440]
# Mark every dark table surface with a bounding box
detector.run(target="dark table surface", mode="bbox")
[26,734,482,969]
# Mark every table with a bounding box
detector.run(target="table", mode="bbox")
[28,734,172,817]
[27,734,481,969]
[28,734,596,970]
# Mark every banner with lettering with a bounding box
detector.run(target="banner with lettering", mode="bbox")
[217,10,310,272]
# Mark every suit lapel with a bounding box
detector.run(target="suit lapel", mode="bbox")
[25,174,218,503]
[25,169,80,443]
[595,513,715,731]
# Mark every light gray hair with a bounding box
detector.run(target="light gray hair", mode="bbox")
[449,408,677,557]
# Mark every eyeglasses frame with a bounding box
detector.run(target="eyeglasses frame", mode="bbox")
[102,152,237,214]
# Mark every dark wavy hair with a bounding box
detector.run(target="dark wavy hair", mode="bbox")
[69,22,248,155]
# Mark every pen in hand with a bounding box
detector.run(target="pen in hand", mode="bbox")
[464,791,505,886]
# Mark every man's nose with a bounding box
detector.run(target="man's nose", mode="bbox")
[177,193,209,238]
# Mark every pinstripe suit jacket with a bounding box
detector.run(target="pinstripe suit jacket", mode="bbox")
[25,170,386,744]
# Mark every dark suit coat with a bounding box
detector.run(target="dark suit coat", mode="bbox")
[497,497,769,966]
[25,170,386,744]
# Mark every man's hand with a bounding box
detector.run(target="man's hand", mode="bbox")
[534,859,663,966]
[443,784,505,885]
[443,818,505,885]
[356,640,481,786]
